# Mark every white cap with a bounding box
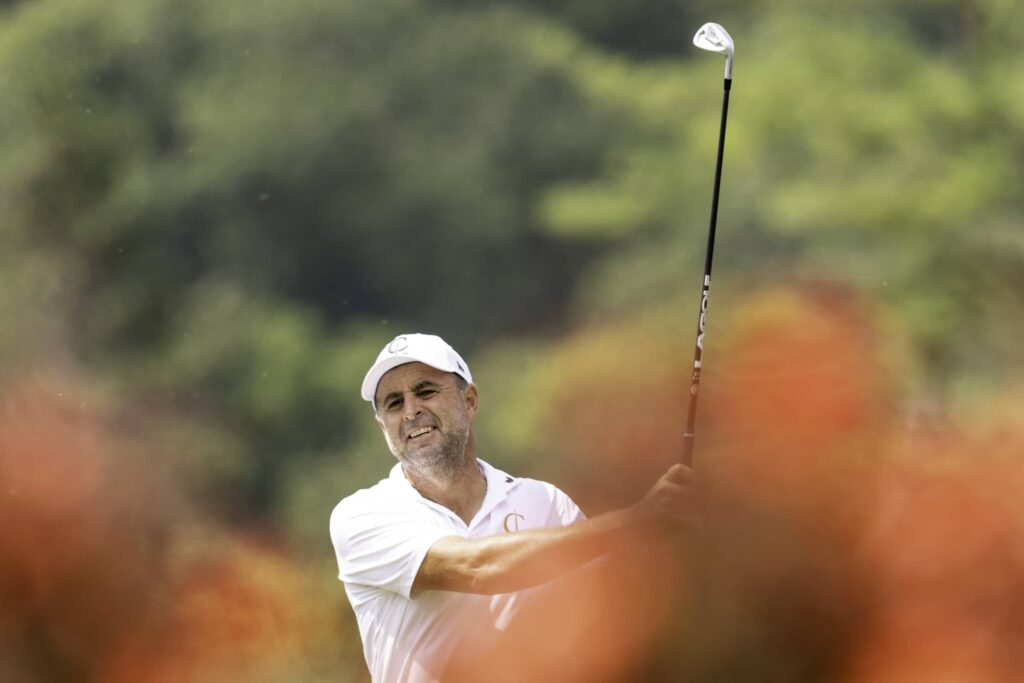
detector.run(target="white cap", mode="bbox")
[361,333,473,403]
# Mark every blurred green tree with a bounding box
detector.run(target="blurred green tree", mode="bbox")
[0,0,627,516]
[536,5,1024,395]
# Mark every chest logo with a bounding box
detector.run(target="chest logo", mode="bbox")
[503,512,525,533]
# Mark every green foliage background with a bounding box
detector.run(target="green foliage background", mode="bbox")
[2,0,1022,680]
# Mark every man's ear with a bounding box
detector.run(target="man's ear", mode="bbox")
[463,383,479,419]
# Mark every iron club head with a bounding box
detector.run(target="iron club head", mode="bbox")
[693,22,734,80]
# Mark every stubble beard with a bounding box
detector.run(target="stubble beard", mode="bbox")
[395,417,471,479]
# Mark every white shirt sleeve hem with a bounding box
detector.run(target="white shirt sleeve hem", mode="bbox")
[399,530,461,600]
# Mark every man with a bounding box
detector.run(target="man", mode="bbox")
[330,333,693,683]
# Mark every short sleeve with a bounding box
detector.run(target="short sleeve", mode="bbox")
[330,500,455,599]
[550,486,586,526]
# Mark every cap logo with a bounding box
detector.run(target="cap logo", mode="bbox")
[387,336,409,354]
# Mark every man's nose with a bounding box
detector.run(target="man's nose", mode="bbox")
[401,394,422,421]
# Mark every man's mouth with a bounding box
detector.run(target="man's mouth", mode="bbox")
[407,426,435,440]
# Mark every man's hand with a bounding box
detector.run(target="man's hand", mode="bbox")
[630,463,698,531]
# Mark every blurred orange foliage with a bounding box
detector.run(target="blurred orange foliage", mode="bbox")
[463,285,1024,682]
[0,375,349,683]
[0,375,172,681]
[3,284,1023,682]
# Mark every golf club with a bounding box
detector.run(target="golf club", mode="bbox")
[682,22,734,466]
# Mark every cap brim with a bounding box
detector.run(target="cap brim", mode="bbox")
[362,357,414,403]
[361,356,464,403]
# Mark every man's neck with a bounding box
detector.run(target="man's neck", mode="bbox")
[402,452,487,526]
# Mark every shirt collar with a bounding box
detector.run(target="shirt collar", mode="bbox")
[474,459,516,525]
[388,458,516,527]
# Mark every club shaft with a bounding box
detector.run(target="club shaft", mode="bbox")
[682,77,731,466]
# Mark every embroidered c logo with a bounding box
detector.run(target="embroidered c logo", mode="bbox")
[387,336,409,354]
[503,512,525,533]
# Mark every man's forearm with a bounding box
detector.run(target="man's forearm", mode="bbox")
[414,508,639,596]
[412,463,691,596]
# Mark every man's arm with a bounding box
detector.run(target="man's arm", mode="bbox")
[412,463,694,596]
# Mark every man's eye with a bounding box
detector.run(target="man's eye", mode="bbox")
[417,389,437,399]
[386,399,403,411]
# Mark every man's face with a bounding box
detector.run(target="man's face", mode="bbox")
[374,362,478,471]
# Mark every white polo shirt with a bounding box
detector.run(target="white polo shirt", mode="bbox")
[330,458,585,683]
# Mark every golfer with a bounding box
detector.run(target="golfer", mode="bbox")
[330,333,693,683]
